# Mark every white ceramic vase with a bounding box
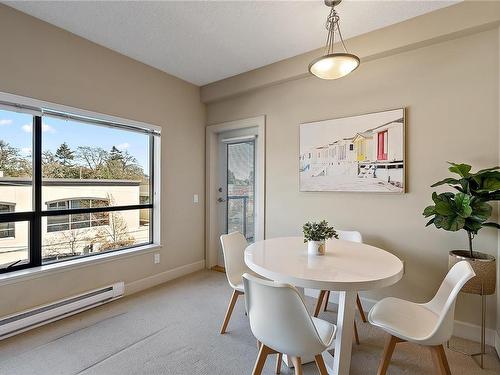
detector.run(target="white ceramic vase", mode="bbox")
[308,240,325,255]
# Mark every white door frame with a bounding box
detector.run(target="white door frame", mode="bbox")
[205,116,266,269]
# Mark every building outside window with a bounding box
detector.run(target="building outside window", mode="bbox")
[0,203,15,238]
[47,198,110,232]
[0,102,158,273]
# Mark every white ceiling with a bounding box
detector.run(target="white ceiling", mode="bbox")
[6,1,459,86]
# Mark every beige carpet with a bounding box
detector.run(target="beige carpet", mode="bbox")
[0,270,498,374]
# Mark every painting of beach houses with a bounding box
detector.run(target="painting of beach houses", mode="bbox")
[299,108,405,193]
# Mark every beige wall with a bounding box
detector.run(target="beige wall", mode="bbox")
[497,23,500,348]
[0,5,205,316]
[206,27,499,329]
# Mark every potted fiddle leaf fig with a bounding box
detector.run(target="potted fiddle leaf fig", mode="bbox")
[303,220,338,255]
[423,162,499,295]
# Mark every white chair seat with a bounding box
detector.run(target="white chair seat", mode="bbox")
[367,262,475,375]
[369,297,438,343]
[234,282,244,293]
[311,317,336,346]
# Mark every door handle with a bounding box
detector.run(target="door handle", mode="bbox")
[217,198,226,203]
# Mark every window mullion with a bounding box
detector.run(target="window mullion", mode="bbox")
[31,115,42,267]
[149,135,154,244]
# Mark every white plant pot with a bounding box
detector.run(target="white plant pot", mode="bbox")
[308,240,325,255]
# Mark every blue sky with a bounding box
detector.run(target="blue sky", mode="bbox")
[0,109,149,171]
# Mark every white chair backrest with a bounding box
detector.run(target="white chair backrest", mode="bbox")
[424,261,475,344]
[337,230,362,243]
[220,232,248,289]
[242,273,332,356]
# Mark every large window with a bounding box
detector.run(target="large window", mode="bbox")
[0,102,158,273]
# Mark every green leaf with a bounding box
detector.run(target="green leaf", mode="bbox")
[431,192,439,204]
[423,205,436,217]
[434,214,464,231]
[454,193,472,218]
[483,222,500,229]
[425,218,435,227]
[474,166,500,175]
[435,201,454,215]
[442,192,455,200]
[448,162,472,177]
[468,215,485,223]
[464,220,482,234]
[470,200,492,221]
[458,178,469,193]
[430,178,461,188]
[486,191,500,201]
[477,177,500,192]
[444,215,466,231]
[434,215,445,229]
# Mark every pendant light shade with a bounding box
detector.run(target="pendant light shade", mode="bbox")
[309,53,360,80]
[309,0,360,80]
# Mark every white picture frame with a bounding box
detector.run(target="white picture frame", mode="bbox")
[299,108,406,193]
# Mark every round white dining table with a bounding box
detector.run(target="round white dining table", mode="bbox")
[245,236,404,375]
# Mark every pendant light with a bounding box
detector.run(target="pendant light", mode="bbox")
[309,0,360,80]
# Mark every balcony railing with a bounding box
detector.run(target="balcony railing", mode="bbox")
[227,195,254,242]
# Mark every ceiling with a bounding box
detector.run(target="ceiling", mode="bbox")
[5,1,459,86]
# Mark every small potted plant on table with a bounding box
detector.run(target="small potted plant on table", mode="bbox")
[303,220,338,255]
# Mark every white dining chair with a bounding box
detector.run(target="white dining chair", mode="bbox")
[219,231,252,334]
[243,273,336,375]
[368,261,475,375]
[314,230,365,344]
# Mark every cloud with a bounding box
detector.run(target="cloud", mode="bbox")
[21,147,32,155]
[117,142,130,150]
[42,124,55,133]
[22,123,55,133]
[0,119,12,126]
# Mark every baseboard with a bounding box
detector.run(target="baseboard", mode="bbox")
[125,260,205,296]
[304,289,496,347]
[453,319,496,347]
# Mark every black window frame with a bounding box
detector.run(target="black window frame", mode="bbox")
[0,114,155,274]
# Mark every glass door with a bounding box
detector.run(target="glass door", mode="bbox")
[226,141,255,242]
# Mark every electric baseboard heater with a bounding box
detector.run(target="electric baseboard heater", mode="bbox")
[0,282,124,340]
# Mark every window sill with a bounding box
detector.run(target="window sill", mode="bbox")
[0,243,162,287]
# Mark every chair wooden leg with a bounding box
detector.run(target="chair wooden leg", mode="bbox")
[220,290,242,334]
[430,345,451,375]
[314,354,328,375]
[290,356,303,375]
[252,344,273,375]
[353,321,360,345]
[323,290,331,312]
[356,294,367,323]
[275,353,282,374]
[314,290,327,317]
[377,334,401,375]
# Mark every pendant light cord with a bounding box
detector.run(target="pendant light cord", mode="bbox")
[324,7,349,55]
